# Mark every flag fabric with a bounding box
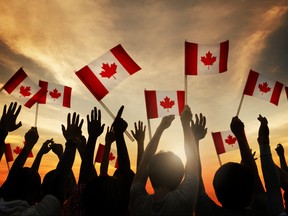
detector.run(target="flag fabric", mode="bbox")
[38,80,72,108]
[5,142,33,162]
[185,40,229,75]
[94,143,118,168]
[144,90,185,119]
[75,44,141,101]
[211,131,239,155]
[243,70,283,106]
[2,68,46,108]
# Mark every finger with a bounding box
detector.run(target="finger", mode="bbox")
[67,113,71,126]
[203,116,206,128]
[79,119,84,129]
[8,102,13,113]
[116,105,124,118]
[143,125,146,132]
[15,122,22,130]
[87,114,90,124]
[98,109,101,121]
[72,112,76,124]
[76,114,80,125]
[131,130,135,137]
[11,102,17,114]
[196,114,199,125]
[61,124,65,134]
[134,122,137,131]
[2,104,7,116]
[140,121,143,130]
[15,104,21,117]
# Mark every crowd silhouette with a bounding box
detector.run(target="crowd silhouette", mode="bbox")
[0,101,288,215]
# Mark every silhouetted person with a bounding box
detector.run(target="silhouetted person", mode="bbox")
[257,115,287,216]
[129,105,199,215]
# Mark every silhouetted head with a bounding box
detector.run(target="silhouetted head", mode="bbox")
[148,151,184,190]
[0,167,41,205]
[83,175,125,216]
[41,169,76,201]
[213,162,254,210]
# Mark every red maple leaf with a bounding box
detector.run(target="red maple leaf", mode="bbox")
[258,82,271,95]
[49,88,61,101]
[201,51,217,70]
[225,135,237,146]
[109,152,116,161]
[160,96,175,112]
[13,146,22,154]
[19,85,31,97]
[100,63,117,79]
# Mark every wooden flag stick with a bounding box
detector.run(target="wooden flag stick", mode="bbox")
[236,94,245,117]
[4,154,11,172]
[98,100,134,142]
[0,86,4,92]
[217,154,222,167]
[34,103,39,127]
[147,118,152,140]
[184,75,188,105]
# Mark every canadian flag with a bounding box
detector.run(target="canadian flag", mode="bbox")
[38,80,72,108]
[94,143,118,168]
[75,44,141,101]
[2,68,46,108]
[5,142,34,162]
[144,90,185,119]
[211,131,239,155]
[243,70,283,106]
[185,40,229,75]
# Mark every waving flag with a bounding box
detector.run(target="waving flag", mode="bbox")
[38,80,72,108]
[185,40,229,75]
[75,44,141,101]
[144,90,185,119]
[5,142,33,162]
[212,131,239,155]
[243,70,283,106]
[95,143,118,168]
[2,68,46,108]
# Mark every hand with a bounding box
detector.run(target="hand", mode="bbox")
[0,102,22,132]
[112,106,128,133]
[24,127,39,145]
[251,149,258,161]
[51,143,64,157]
[87,107,105,138]
[105,126,115,146]
[159,115,175,130]
[62,112,84,142]
[257,114,269,138]
[39,139,53,154]
[131,121,146,144]
[191,113,207,141]
[275,144,284,157]
[230,116,245,136]
[257,114,269,146]
[180,105,192,125]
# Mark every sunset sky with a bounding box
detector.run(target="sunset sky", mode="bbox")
[0,0,288,204]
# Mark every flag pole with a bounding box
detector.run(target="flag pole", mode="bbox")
[217,154,222,166]
[147,118,152,140]
[184,75,188,105]
[236,94,245,117]
[34,103,39,127]
[98,100,135,142]
[4,154,11,171]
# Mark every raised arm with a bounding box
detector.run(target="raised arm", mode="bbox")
[257,114,286,216]
[31,138,53,172]
[0,102,22,160]
[111,106,131,172]
[131,121,146,170]
[230,116,265,194]
[100,126,115,176]
[132,114,175,186]
[48,112,83,203]
[275,144,288,173]
[10,127,39,173]
[79,107,104,184]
